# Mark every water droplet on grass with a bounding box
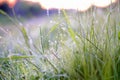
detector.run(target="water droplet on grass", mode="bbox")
[54,40,57,44]
[61,27,66,31]
[19,22,23,26]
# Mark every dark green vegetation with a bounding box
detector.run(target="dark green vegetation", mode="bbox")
[0,6,120,80]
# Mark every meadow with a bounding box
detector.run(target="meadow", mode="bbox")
[0,6,120,80]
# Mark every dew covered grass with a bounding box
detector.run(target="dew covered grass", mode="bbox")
[0,6,120,80]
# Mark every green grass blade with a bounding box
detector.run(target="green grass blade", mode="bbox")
[20,27,30,48]
[68,27,77,43]
[48,22,59,35]
[0,56,33,61]
[118,31,120,40]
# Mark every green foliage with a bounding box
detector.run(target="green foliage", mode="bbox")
[20,27,30,48]
[118,31,120,40]
[0,6,120,80]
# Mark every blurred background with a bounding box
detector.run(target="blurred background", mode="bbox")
[0,0,61,18]
[0,0,119,34]
[0,0,119,17]
[0,0,120,36]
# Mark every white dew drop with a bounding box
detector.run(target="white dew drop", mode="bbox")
[19,22,23,26]
[54,40,57,44]
[61,27,66,31]
[29,37,33,45]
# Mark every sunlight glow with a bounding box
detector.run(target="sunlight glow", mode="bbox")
[93,0,116,7]
[23,0,117,11]
[24,0,92,11]
[0,0,118,11]
[0,0,17,8]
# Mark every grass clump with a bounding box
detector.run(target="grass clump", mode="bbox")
[0,6,120,80]
[60,9,120,80]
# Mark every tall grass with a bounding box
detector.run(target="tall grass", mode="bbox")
[0,5,120,80]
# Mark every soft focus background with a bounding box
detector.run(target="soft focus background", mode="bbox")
[0,0,120,80]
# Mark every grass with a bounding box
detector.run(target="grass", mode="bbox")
[0,6,120,80]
